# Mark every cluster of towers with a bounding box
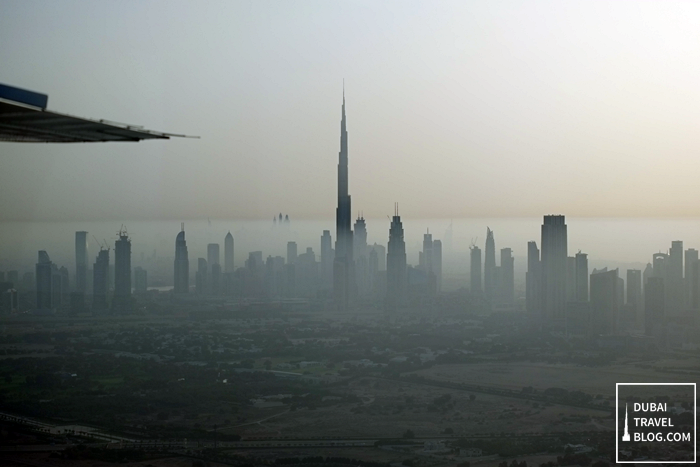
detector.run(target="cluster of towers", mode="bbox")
[13,228,147,314]
[468,216,585,330]
[470,227,514,309]
[272,213,290,227]
[330,91,442,311]
[173,227,234,297]
[165,90,442,311]
[86,228,144,312]
[503,215,700,342]
[640,241,700,344]
[33,251,69,311]
[85,228,144,313]
[5,88,700,342]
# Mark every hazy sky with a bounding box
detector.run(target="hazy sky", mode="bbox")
[3,1,700,222]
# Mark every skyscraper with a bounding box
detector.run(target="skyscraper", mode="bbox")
[432,239,442,293]
[36,250,53,310]
[334,87,354,311]
[264,256,276,298]
[420,231,435,294]
[134,267,147,294]
[58,266,69,305]
[421,231,433,273]
[667,240,683,316]
[642,262,653,287]
[526,241,540,315]
[627,269,642,326]
[692,261,700,310]
[113,230,131,311]
[75,231,88,294]
[51,264,62,309]
[541,215,567,328]
[246,252,264,272]
[470,245,482,294]
[353,216,370,296]
[590,268,619,335]
[386,205,406,310]
[287,241,298,265]
[575,252,588,301]
[284,261,296,298]
[93,248,109,310]
[617,275,625,325]
[566,256,576,302]
[211,263,221,295]
[321,230,334,290]
[499,247,514,306]
[368,247,379,294]
[207,243,220,267]
[368,243,386,295]
[174,224,189,294]
[684,248,698,308]
[223,231,234,295]
[652,252,668,279]
[295,248,318,298]
[484,228,496,303]
[645,276,664,337]
[196,258,208,295]
[207,243,221,295]
[369,243,386,271]
[353,216,367,255]
[669,240,683,279]
[224,231,234,274]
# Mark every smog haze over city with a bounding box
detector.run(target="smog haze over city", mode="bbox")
[0,2,698,467]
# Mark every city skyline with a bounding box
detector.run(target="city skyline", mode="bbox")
[12,212,700,334]
[6,217,700,272]
[3,4,700,463]
[4,2,700,222]
[3,2,700,319]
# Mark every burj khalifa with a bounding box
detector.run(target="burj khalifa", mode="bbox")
[334,86,354,311]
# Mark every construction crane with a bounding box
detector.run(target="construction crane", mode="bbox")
[92,235,109,250]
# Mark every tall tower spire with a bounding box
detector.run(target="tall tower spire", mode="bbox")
[334,84,354,311]
[387,204,407,311]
